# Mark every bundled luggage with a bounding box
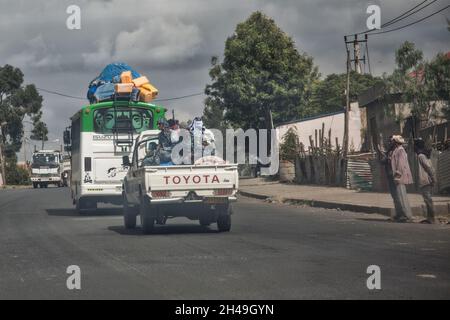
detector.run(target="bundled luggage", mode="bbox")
[87,62,159,104]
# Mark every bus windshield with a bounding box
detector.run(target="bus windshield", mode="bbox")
[93,107,153,134]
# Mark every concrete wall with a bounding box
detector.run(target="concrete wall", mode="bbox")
[276,102,362,152]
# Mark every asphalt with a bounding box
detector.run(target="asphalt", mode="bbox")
[0,187,449,299]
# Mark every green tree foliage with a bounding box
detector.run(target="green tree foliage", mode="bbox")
[6,162,30,185]
[30,116,49,149]
[309,72,383,115]
[0,64,44,184]
[386,41,449,121]
[204,12,319,130]
[0,65,44,153]
[279,127,300,162]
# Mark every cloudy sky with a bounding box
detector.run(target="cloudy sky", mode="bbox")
[0,0,448,158]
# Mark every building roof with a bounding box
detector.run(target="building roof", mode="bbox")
[276,110,344,127]
[358,83,402,108]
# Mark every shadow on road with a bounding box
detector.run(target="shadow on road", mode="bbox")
[108,224,220,236]
[46,208,123,217]
[355,218,393,223]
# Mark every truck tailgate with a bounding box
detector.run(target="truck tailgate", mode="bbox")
[144,165,238,191]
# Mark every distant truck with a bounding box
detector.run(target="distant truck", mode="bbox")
[31,150,64,188]
[122,130,239,234]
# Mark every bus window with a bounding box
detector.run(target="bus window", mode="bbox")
[93,107,153,134]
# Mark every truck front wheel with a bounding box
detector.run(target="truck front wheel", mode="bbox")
[217,204,232,232]
[123,195,137,229]
[140,197,155,234]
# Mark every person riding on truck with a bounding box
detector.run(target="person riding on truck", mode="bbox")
[157,118,173,164]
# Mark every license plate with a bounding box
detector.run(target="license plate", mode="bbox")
[204,197,228,204]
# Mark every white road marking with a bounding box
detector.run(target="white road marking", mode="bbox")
[416,274,437,279]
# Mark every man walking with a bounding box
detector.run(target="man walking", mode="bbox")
[414,138,436,224]
[390,135,414,222]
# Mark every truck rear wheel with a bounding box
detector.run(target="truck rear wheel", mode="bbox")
[217,204,232,232]
[76,198,97,214]
[140,196,155,234]
[199,218,211,227]
[123,195,137,229]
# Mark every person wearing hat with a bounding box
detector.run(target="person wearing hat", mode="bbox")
[376,136,404,221]
[414,138,436,224]
[390,135,414,222]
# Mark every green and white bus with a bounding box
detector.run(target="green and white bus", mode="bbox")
[65,100,166,212]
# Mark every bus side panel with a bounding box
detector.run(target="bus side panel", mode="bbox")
[70,117,81,201]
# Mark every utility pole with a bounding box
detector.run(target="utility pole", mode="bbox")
[343,34,369,158]
[0,122,7,186]
[353,38,362,74]
[343,42,351,161]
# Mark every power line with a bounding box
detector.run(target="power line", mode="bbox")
[37,87,85,100]
[153,92,204,102]
[36,87,204,102]
[369,4,450,35]
[382,0,439,29]
[349,0,435,36]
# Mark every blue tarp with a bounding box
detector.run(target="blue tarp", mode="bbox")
[87,62,141,103]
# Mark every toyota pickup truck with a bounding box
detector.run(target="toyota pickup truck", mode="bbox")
[121,130,238,234]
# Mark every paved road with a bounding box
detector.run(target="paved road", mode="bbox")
[0,187,449,299]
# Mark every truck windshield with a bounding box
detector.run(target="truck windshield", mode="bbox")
[32,154,58,166]
[93,107,153,134]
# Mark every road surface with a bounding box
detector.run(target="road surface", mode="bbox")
[0,187,449,299]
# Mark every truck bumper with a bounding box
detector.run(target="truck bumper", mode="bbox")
[31,176,61,183]
[80,184,123,196]
[148,196,237,204]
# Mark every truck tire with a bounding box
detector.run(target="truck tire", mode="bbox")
[123,195,137,229]
[217,204,232,232]
[140,196,155,234]
[199,215,212,227]
[76,198,97,214]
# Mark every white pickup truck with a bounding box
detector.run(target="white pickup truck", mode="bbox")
[122,130,238,234]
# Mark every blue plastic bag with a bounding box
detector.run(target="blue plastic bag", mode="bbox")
[93,83,115,102]
[87,62,141,103]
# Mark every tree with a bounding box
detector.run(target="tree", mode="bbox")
[0,64,44,184]
[309,72,383,115]
[386,41,450,127]
[279,127,300,162]
[30,115,48,149]
[204,12,319,130]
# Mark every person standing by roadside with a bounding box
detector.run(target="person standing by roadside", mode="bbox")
[390,135,414,222]
[414,138,436,224]
[376,136,403,220]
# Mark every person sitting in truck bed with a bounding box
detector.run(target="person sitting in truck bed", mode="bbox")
[142,142,160,167]
[157,118,174,164]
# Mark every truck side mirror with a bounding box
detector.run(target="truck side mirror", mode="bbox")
[63,130,71,145]
[122,155,131,167]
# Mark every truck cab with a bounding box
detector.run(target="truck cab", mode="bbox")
[31,150,63,188]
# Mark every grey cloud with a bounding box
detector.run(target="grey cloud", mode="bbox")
[0,0,448,162]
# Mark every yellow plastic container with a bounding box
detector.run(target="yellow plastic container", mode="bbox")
[138,88,153,102]
[120,71,132,83]
[132,76,149,87]
[115,83,134,93]
[141,83,159,97]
